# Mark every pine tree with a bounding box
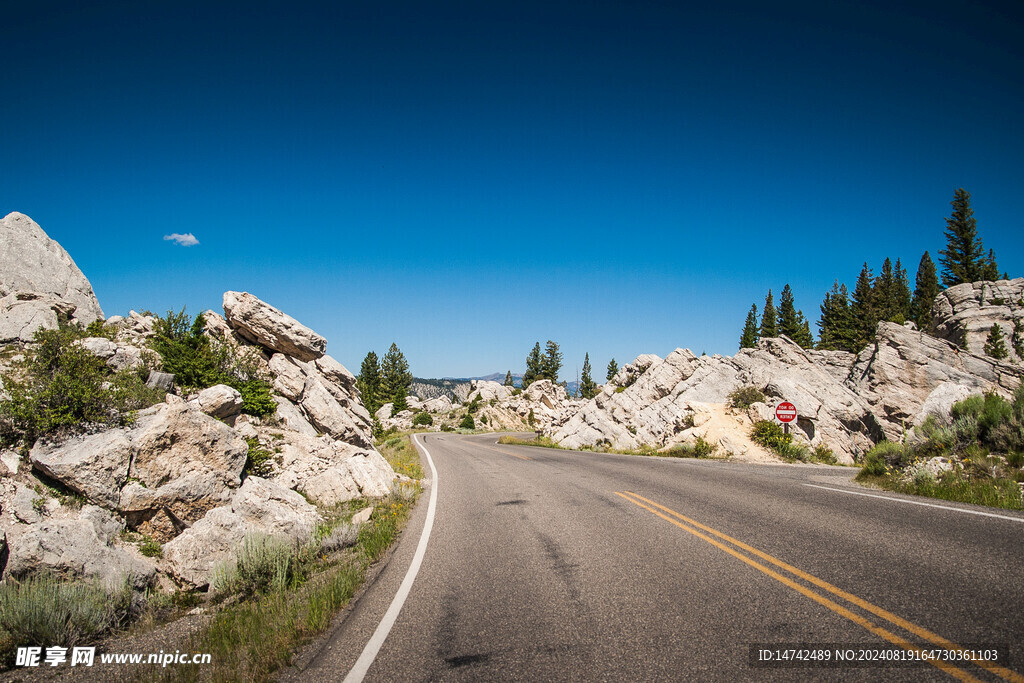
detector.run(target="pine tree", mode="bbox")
[984,324,1009,360]
[579,353,597,399]
[777,284,804,342]
[1012,319,1024,361]
[981,249,1001,281]
[739,303,759,349]
[818,281,855,352]
[541,340,563,382]
[356,351,382,416]
[797,318,814,349]
[523,342,543,387]
[759,289,778,338]
[939,188,986,287]
[895,258,912,322]
[504,370,514,387]
[850,263,878,351]
[606,358,619,382]
[380,343,413,411]
[910,251,941,330]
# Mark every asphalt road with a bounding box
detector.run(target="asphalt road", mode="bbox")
[289,433,1024,682]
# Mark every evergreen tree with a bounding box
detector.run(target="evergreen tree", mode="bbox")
[981,249,1001,281]
[606,358,619,382]
[895,258,912,322]
[504,370,514,387]
[356,351,382,415]
[541,340,563,382]
[759,289,778,338]
[380,343,412,411]
[797,318,814,349]
[874,257,909,324]
[939,188,986,286]
[523,343,543,387]
[1012,319,1024,360]
[579,353,597,399]
[850,263,878,351]
[910,251,941,330]
[739,303,759,349]
[817,281,855,352]
[984,324,1009,360]
[777,284,802,341]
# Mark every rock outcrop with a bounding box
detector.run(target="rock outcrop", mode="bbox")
[0,212,104,339]
[931,278,1024,363]
[847,321,1021,439]
[223,291,327,361]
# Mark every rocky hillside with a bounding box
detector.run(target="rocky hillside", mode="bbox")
[547,286,1024,464]
[1,212,399,592]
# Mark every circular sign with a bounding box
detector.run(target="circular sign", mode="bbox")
[775,401,798,423]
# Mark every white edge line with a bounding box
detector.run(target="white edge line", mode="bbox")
[343,433,439,683]
[804,483,1024,523]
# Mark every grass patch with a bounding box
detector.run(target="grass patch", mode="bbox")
[376,433,424,480]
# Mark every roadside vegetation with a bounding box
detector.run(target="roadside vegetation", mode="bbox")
[749,420,838,464]
[856,388,1024,510]
[497,434,724,459]
[0,323,164,450]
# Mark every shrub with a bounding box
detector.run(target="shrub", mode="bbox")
[244,437,274,478]
[412,411,433,427]
[232,534,301,597]
[0,574,133,651]
[812,443,838,465]
[750,420,811,462]
[466,397,482,414]
[150,308,224,390]
[232,379,277,418]
[459,415,475,430]
[0,326,163,447]
[728,386,765,410]
[692,436,716,458]
[318,523,358,555]
[863,440,910,471]
[527,408,536,427]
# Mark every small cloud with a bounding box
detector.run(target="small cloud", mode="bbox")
[164,232,199,247]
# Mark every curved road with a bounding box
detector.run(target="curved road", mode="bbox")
[289,433,1024,682]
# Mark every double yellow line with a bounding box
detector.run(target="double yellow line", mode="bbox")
[615,490,1022,683]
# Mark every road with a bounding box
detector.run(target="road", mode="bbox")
[288,433,1024,682]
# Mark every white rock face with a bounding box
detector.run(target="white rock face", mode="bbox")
[550,339,881,463]
[163,476,320,587]
[846,321,1021,439]
[422,395,453,413]
[4,513,156,590]
[272,431,397,505]
[0,212,104,336]
[223,291,326,362]
[195,384,244,419]
[273,396,319,436]
[467,380,511,402]
[0,291,76,342]
[75,336,147,372]
[30,430,132,508]
[931,279,1024,362]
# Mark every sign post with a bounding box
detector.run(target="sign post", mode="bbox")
[775,401,797,435]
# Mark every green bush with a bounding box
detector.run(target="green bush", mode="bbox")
[232,379,277,418]
[412,411,433,426]
[459,415,475,430]
[750,420,811,462]
[863,440,910,471]
[0,326,163,448]
[812,443,838,465]
[245,437,274,478]
[0,574,133,652]
[150,309,224,390]
[727,386,765,410]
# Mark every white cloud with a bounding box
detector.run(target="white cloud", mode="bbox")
[163,232,199,247]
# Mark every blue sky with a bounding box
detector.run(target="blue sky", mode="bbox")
[3,1,1023,379]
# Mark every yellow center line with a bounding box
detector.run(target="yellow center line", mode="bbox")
[615,492,991,683]
[620,491,1024,683]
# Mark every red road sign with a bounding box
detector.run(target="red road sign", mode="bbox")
[775,402,797,423]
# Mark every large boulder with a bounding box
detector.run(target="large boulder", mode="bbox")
[467,380,511,402]
[163,476,320,587]
[0,291,77,343]
[195,384,244,419]
[120,402,248,540]
[0,212,104,336]
[931,279,1024,363]
[75,337,147,371]
[3,510,156,590]
[29,430,132,509]
[222,291,326,362]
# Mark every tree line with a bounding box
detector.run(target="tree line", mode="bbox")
[739,188,1011,356]
[504,341,621,399]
